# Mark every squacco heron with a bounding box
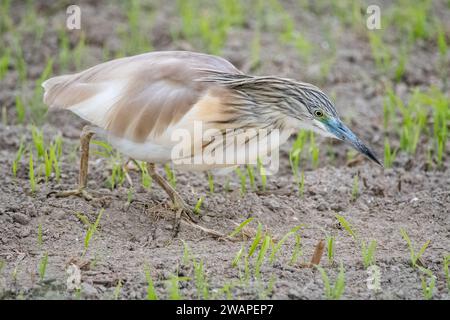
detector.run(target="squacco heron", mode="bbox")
[43,51,381,222]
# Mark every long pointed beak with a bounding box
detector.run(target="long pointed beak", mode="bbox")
[325,119,383,167]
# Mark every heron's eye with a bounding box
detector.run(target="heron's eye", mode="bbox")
[314,110,324,117]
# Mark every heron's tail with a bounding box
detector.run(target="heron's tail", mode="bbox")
[42,75,73,107]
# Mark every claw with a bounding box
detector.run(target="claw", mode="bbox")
[172,198,199,224]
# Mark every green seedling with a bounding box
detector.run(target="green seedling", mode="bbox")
[418,267,435,300]
[436,22,448,58]
[334,214,378,268]
[316,263,345,300]
[15,96,25,124]
[258,275,276,299]
[388,0,432,43]
[383,94,394,130]
[368,31,391,75]
[249,30,261,71]
[361,240,377,268]
[269,225,303,264]
[193,197,204,215]
[289,234,303,265]
[37,223,43,247]
[73,33,86,69]
[396,90,428,155]
[400,228,430,268]
[57,29,70,71]
[0,0,12,32]
[177,0,197,40]
[289,131,306,196]
[326,235,335,265]
[232,245,245,268]
[31,127,45,159]
[289,131,306,177]
[126,187,134,205]
[224,177,230,192]
[120,0,153,55]
[12,139,25,177]
[335,214,357,241]
[207,172,214,193]
[113,279,122,300]
[0,48,10,80]
[53,135,63,159]
[248,222,263,258]
[75,212,90,226]
[228,217,253,238]
[28,150,36,193]
[49,144,62,179]
[429,89,448,167]
[33,58,53,100]
[235,167,247,195]
[136,160,152,189]
[444,254,450,292]
[164,164,176,188]
[394,47,408,82]
[83,209,105,257]
[384,138,397,168]
[108,161,125,190]
[214,282,234,300]
[38,252,48,281]
[298,171,305,197]
[166,274,189,300]
[256,157,267,191]
[309,132,319,168]
[181,240,191,265]
[0,259,4,275]
[92,139,114,158]
[43,150,51,182]
[144,264,158,300]
[12,265,18,283]
[246,165,256,191]
[193,259,209,300]
[254,235,271,278]
[13,39,27,83]
[242,256,250,284]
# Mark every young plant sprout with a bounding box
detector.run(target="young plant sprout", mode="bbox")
[316,263,345,300]
[400,228,430,268]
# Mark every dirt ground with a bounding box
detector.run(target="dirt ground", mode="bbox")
[0,1,449,300]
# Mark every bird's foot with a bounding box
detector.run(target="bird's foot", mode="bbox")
[48,188,93,201]
[170,196,199,224]
[169,198,233,240]
[47,188,109,203]
[168,198,198,238]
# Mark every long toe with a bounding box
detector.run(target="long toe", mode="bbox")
[48,188,94,201]
[178,203,199,223]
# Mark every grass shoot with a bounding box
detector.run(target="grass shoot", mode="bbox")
[144,264,158,300]
[400,228,430,268]
[316,263,345,300]
[83,209,105,257]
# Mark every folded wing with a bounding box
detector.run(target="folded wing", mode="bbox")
[43,51,241,143]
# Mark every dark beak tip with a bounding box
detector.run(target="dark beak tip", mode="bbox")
[373,157,384,168]
[364,149,383,167]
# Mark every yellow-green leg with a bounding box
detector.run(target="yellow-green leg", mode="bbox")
[146,163,197,224]
[49,126,95,201]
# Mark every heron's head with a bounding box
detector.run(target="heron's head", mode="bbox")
[200,72,381,166]
[284,82,382,166]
